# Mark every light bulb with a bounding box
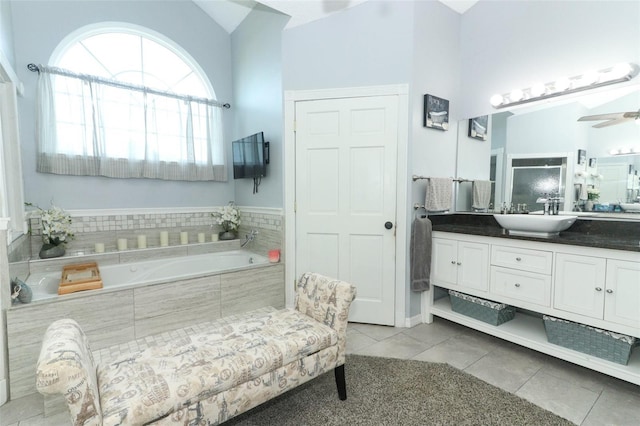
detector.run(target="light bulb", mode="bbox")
[553,77,570,92]
[510,89,524,102]
[490,94,504,107]
[574,71,599,88]
[606,62,633,81]
[530,83,546,97]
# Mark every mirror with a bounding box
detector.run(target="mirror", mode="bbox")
[455,85,640,218]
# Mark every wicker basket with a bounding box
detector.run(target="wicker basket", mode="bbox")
[449,290,516,326]
[543,315,636,365]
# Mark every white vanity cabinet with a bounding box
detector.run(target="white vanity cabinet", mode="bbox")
[554,253,607,319]
[431,236,489,294]
[427,231,640,386]
[554,255,639,329]
[603,259,640,328]
[490,245,553,310]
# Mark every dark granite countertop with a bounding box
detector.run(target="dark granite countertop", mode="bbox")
[427,214,640,253]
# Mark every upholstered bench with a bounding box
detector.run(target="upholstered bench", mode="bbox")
[36,272,356,425]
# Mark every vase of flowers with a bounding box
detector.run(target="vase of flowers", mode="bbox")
[212,202,241,240]
[586,188,600,211]
[29,203,74,259]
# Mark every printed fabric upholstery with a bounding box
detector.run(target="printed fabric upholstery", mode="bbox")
[36,319,103,426]
[295,272,357,365]
[35,272,357,426]
[97,309,336,425]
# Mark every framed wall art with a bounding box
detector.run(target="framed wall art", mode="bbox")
[577,149,586,165]
[423,94,449,131]
[468,115,488,141]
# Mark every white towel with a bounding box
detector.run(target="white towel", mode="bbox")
[425,178,452,212]
[579,184,588,201]
[472,180,492,210]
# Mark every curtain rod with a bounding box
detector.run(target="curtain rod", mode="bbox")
[27,63,231,109]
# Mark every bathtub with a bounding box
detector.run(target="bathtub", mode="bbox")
[26,250,269,302]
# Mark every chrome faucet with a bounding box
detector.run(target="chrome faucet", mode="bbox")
[241,229,258,248]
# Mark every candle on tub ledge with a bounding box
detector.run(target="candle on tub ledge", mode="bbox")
[268,249,281,263]
[160,231,169,247]
[117,238,128,251]
[198,232,206,243]
[94,243,105,253]
[211,233,219,242]
[137,235,147,249]
[180,231,189,245]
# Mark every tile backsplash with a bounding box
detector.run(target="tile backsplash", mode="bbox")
[26,208,284,264]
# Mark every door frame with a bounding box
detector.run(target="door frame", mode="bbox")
[284,84,409,326]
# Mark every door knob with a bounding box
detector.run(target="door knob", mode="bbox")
[384,221,393,229]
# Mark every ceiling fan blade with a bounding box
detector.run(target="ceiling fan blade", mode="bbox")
[578,113,625,121]
[592,117,635,128]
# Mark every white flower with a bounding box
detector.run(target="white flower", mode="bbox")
[212,203,241,232]
[34,204,74,245]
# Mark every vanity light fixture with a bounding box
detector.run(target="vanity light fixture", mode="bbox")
[609,147,640,156]
[490,62,639,109]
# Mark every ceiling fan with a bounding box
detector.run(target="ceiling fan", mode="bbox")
[578,109,640,128]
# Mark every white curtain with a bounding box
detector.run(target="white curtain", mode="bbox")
[36,68,226,181]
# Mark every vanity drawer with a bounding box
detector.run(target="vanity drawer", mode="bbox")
[491,245,553,275]
[490,266,551,307]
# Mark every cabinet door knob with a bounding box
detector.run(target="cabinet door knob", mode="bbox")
[606,289,613,294]
[456,262,462,266]
[515,257,522,261]
[514,283,520,287]
[451,260,456,265]
[595,287,602,292]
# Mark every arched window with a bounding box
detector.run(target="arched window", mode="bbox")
[35,24,227,181]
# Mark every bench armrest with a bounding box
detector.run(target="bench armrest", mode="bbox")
[36,319,102,426]
[295,272,357,364]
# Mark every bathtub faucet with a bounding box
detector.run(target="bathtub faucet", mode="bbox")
[241,229,259,248]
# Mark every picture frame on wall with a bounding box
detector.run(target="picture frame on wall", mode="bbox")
[577,149,586,165]
[468,115,488,141]
[423,94,449,131]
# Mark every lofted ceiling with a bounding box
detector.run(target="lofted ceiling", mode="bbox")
[193,0,479,34]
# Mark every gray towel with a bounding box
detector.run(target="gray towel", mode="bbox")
[410,217,432,292]
[425,178,452,212]
[472,180,492,210]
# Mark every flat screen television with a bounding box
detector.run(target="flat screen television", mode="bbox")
[232,132,268,180]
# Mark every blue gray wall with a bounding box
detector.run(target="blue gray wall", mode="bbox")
[10,0,235,209]
[231,5,288,207]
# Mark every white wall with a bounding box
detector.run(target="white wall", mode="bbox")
[231,5,288,207]
[0,0,15,72]
[460,0,640,119]
[10,0,236,209]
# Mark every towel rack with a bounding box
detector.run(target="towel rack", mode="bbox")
[412,175,472,183]
[411,175,494,183]
[413,204,428,218]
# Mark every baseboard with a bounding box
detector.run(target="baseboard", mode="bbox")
[404,314,423,328]
[0,378,7,406]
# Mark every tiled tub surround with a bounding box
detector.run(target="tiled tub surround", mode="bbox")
[27,249,269,302]
[27,208,283,259]
[5,208,285,400]
[7,261,285,399]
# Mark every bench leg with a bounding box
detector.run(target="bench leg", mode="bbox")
[334,365,347,400]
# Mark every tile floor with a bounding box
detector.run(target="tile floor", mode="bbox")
[2,317,639,425]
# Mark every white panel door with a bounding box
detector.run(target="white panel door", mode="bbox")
[295,95,398,325]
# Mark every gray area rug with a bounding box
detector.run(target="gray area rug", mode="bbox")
[226,355,574,425]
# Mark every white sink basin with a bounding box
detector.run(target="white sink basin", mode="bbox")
[493,214,578,237]
[620,203,640,213]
